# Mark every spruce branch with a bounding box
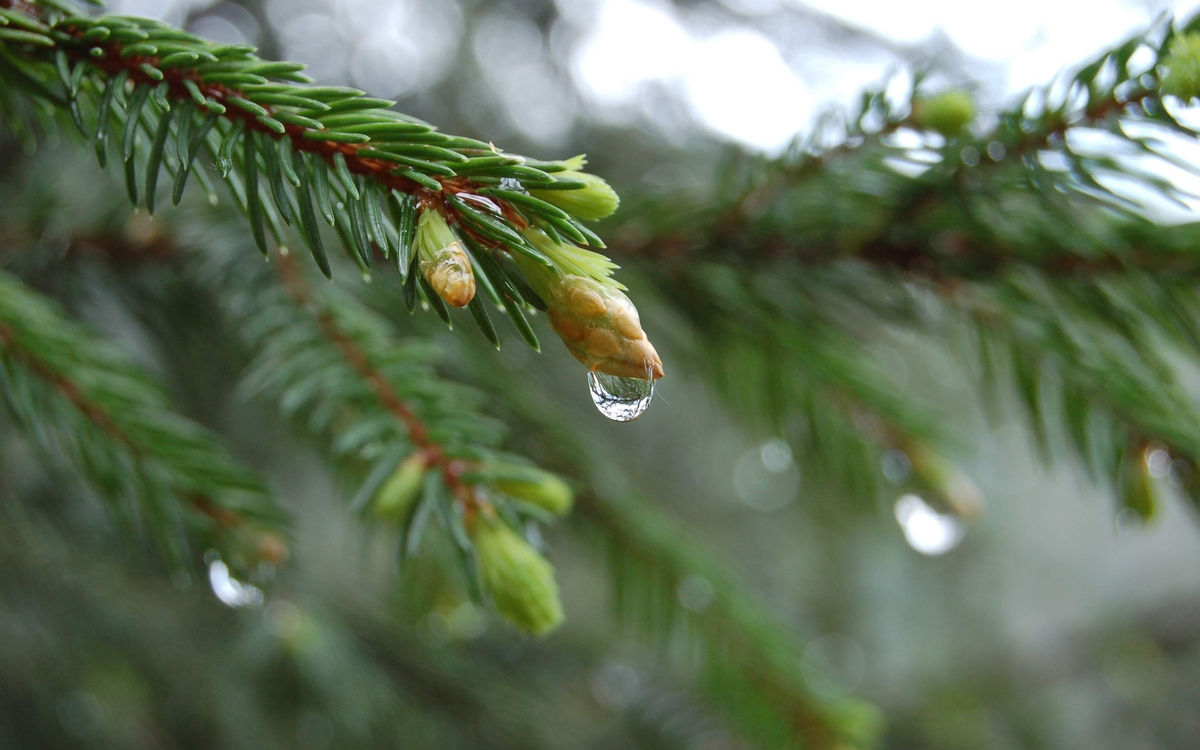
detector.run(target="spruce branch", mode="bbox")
[601,15,1200,520]
[577,492,883,750]
[0,135,891,743]
[955,274,1200,519]
[618,15,1200,281]
[0,0,663,384]
[0,268,286,570]
[673,262,981,515]
[168,208,573,634]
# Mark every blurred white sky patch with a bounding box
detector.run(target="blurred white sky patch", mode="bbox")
[474,12,578,145]
[570,0,815,150]
[565,0,1200,152]
[684,31,813,149]
[265,0,462,98]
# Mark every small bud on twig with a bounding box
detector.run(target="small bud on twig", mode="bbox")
[477,463,574,516]
[529,155,620,221]
[415,209,475,307]
[1161,32,1200,102]
[912,90,975,137]
[471,518,564,635]
[514,229,664,380]
[373,452,428,520]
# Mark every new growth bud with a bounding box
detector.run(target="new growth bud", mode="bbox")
[546,274,664,379]
[1161,32,1200,102]
[484,464,574,516]
[906,442,984,519]
[515,229,664,381]
[373,452,428,520]
[415,208,475,307]
[529,155,620,221]
[471,519,564,636]
[1122,444,1163,521]
[912,90,975,137]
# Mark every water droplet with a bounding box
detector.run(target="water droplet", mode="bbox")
[677,575,715,612]
[894,494,966,555]
[1145,445,1171,478]
[1114,508,1143,536]
[734,439,800,511]
[208,558,264,608]
[587,371,654,421]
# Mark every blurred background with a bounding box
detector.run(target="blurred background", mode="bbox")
[4,0,1200,748]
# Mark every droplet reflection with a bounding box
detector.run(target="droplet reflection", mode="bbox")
[208,558,264,608]
[677,575,715,612]
[734,438,800,511]
[893,494,966,555]
[587,371,654,421]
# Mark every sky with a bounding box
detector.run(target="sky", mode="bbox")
[567,0,1200,150]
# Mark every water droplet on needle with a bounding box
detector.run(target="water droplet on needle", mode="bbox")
[587,372,654,421]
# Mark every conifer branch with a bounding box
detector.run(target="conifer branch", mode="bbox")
[0,268,285,570]
[0,0,664,383]
[0,129,891,743]
[169,210,571,634]
[619,15,1200,280]
[956,276,1200,518]
[604,15,1200,519]
[576,493,882,750]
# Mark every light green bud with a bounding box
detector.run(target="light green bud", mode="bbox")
[415,209,475,307]
[1122,446,1161,521]
[1161,32,1200,101]
[529,155,620,221]
[373,453,428,520]
[912,90,975,136]
[471,519,564,636]
[514,230,664,380]
[487,464,574,516]
[822,697,886,749]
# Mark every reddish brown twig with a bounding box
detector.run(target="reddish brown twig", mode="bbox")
[32,12,523,258]
[273,252,485,521]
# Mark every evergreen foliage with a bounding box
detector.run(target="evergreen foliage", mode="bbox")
[3,1,1200,748]
[616,12,1200,521]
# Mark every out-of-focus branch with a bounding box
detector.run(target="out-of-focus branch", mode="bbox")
[0,268,287,567]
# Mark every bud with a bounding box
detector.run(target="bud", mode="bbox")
[415,209,475,307]
[529,155,620,221]
[1161,32,1200,102]
[912,90,975,137]
[256,532,290,566]
[822,697,886,750]
[485,464,574,516]
[906,442,983,519]
[373,452,428,520]
[471,519,564,635]
[1121,445,1161,521]
[514,229,665,380]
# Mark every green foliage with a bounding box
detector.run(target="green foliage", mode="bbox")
[471,518,564,636]
[618,14,1200,520]
[911,90,975,136]
[1160,31,1200,101]
[0,0,658,377]
[7,3,1200,749]
[0,268,284,571]
[178,210,579,633]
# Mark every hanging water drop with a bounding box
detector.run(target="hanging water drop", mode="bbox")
[587,371,654,421]
[893,494,966,556]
